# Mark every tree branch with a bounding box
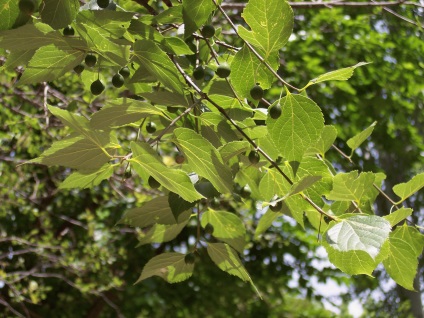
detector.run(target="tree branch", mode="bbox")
[221,1,424,9]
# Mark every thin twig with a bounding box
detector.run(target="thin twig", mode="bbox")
[221,1,424,9]
[0,297,26,318]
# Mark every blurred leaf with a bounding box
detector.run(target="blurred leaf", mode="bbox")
[137,221,189,247]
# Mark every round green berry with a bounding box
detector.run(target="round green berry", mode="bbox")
[146,122,157,134]
[90,79,105,95]
[201,25,215,38]
[216,64,231,78]
[112,73,125,88]
[250,85,264,100]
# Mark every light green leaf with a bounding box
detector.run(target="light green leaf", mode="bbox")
[120,196,191,228]
[384,208,413,227]
[134,39,184,94]
[267,94,324,162]
[323,242,377,276]
[137,221,189,247]
[201,210,246,253]
[182,0,220,37]
[136,252,194,284]
[3,49,35,70]
[306,125,338,157]
[259,169,291,201]
[326,215,391,259]
[347,121,377,154]
[231,45,277,99]
[130,142,203,203]
[218,141,250,163]
[18,44,84,85]
[302,62,370,90]
[173,128,233,194]
[162,37,193,55]
[393,172,424,203]
[208,94,252,121]
[40,0,79,30]
[238,0,293,56]
[326,171,375,203]
[59,164,114,189]
[254,209,282,239]
[76,10,134,39]
[207,243,260,297]
[289,176,322,196]
[383,224,424,290]
[154,5,183,25]
[27,135,112,170]
[90,98,164,129]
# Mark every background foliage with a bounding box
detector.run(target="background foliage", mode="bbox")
[1,0,423,317]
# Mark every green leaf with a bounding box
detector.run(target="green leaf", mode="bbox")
[173,128,233,194]
[287,176,322,197]
[120,196,191,228]
[238,0,293,56]
[230,45,276,99]
[267,94,324,162]
[59,164,114,189]
[137,221,189,247]
[254,209,282,239]
[218,141,250,163]
[326,215,391,259]
[134,39,184,94]
[154,6,183,25]
[162,37,194,55]
[136,252,194,284]
[383,208,413,227]
[326,171,376,203]
[140,91,190,107]
[27,135,112,170]
[301,62,370,90]
[393,172,424,203]
[90,98,164,129]
[40,0,79,30]
[323,242,377,276]
[0,23,61,51]
[259,168,291,201]
[0,0,31,30]
[201,210,246,253]
[3,49,35,70]
[182,0,219,37]
[207,243,260,297]
[346,121,377,154]
[306,125,338,157]
[18,44,84,85]
[383,224,424,290]
[130,142,203,202]
[76,10,134,39]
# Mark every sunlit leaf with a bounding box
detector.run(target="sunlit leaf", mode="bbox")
[136,252,194,284]
[326,215,391,259]
[173,128,233,194]
[59,164,114,189]
[130,142,203,202]
[383,224,424,290]
[383,208,413,227]
[238,0,293,56]
[40,0,79,30]
[201,210,246,253]
[326,171,376,203]
[137,221,189,247]
[267,94,324,162]
[393,172,424,203]
[347,121,377,154]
